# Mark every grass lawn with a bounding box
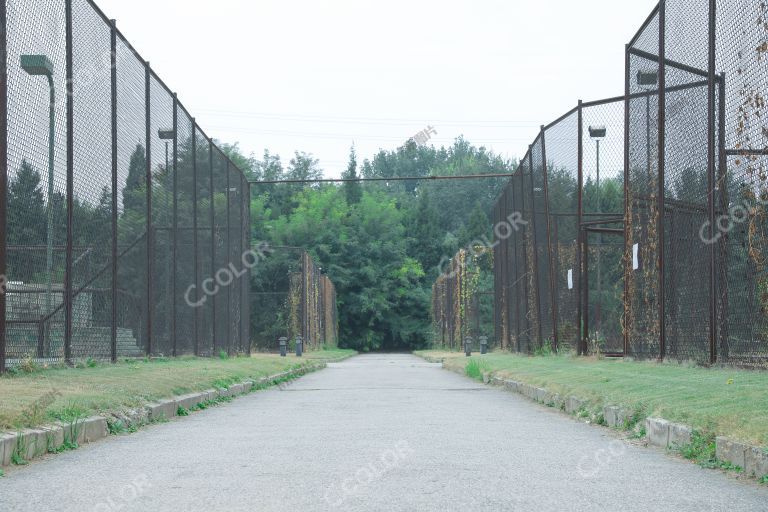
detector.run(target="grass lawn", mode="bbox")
[0,349,355,431]
[416,350,768,448]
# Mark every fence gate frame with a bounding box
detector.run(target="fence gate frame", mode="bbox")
[581,221,625,357]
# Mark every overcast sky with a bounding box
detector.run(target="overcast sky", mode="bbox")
[97,0,658,178]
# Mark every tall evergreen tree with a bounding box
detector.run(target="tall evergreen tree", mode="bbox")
[342,145,362,205]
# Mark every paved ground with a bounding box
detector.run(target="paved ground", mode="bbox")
[1,354,766,511]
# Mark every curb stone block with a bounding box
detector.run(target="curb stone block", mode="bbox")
[0,432,15,466]
[535,388,548,403]
[82,417,108,443]
[20,429,47,460]
[58,419,87,446]
[525,385,536,399]
[145,399,177,421]
[716,437,747,469]
[617,408,631,428]
[604,406,621,427]
[176,393,203,411]
[481,372,491,384]
[490,376,504,387]
[668,423,692,448]
[504,380,520,393]
[646,418,671,448]
[565,396,585,415]
[41,425,64,451]
[242,381,254,393]
[745,446,768,478]
[229,383,245,395]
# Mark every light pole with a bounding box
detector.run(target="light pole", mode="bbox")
[158,129,174,175]
[589,125,606,339]
[637,70,659,183]
[21,55,55,325]
[158,129,174,343]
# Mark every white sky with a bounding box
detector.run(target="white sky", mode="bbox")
[97,0,658,178]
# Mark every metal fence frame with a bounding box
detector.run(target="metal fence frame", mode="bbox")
[435,0,768,367]
[0,0,254,369]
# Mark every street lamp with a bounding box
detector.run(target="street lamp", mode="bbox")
[21,55,55,323]
[158,129,175,173]
[637,70,659,182]
[157,129,175,339]
[589,125,606,338]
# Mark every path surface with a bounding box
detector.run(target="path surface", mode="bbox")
[1,354,766,511]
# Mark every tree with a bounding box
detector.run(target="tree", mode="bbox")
[8,161,46,282]
[122,144,146,215]
[341,145,362,205]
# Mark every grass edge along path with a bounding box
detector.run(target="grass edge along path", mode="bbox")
[0,349,356,432]
[415,350,768,452]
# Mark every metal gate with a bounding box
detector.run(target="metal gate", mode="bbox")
[582,226,625,356]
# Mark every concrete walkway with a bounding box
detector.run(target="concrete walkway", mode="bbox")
[1,354,766,511]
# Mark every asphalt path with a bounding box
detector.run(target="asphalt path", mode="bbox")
[1,353,766,511]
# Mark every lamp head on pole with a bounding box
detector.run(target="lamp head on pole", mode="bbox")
[636,70,659,87]
[588,125,606,140]
[21,54,54,77]
[158,129,175,140]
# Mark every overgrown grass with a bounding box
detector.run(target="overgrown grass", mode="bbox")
[415,350,768,447]
[465,358,490,381]
[0,349,354,431]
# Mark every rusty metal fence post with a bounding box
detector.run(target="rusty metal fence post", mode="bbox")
[192,120,199,356]
[0,0,7,373]
[540,126,559,351]
[577,100,586,355]
[171,93,178,357]
[64,0,74,365]
[657,0,667,361]
[145,60,153,357]
[110,18,118,363]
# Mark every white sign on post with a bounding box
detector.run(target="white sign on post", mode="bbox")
[567,269,573,290]
[632,243,639,270]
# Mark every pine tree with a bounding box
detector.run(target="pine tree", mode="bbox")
[342,145,362,205]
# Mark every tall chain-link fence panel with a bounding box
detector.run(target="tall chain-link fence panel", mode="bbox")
[478,1,768,367]
[1,0,251,369]
[250,250,339,352]
[543,112,579,351]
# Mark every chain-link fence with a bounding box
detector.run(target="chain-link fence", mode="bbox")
[432,248,493,350]
[251,250,338,352]
[476,0,768,367]
[0,0,253,369]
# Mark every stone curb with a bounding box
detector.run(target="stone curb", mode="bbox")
[432,356,768,482]
[0,362,327,468]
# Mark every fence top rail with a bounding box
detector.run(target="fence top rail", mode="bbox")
[628,47,709,79]
[627,2,660,49]
[102,2,249,182]
[542,105,579,132]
